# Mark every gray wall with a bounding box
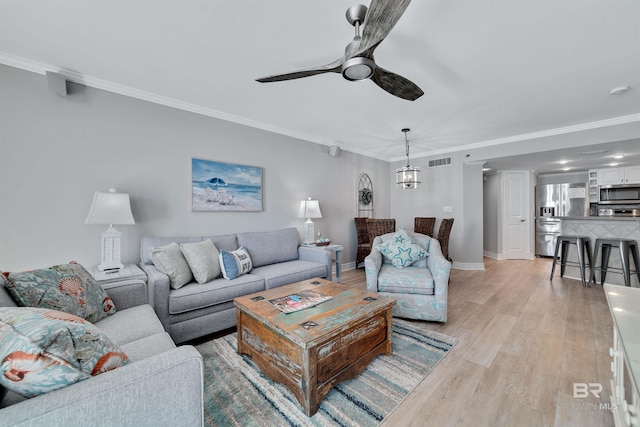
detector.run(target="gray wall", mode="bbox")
[389,152,485,268]
[0,65,390,271]
[483,173,501,257]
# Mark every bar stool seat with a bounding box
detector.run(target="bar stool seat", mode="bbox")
[589,238,640,287]
[550,235,593,287]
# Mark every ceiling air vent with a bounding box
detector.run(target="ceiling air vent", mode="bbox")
[428,157,452,168]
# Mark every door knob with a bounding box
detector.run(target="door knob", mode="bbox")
[520,219,526,222]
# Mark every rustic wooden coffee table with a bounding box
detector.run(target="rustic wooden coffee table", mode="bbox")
[234,278,396,416]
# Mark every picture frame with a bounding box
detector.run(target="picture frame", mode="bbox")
[192,158,263,212]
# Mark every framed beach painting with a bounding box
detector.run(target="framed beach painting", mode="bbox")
[192,158,263,212]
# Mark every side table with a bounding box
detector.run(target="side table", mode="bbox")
[91,263,149,306]
[310,244,343,283]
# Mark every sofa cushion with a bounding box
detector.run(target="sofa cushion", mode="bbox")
[150,242,193,289]
[180,239,221,284]
[237,228,300,268]
[377,264,435,296]
[119,332,176,362]
[169,275,264,315]
[251,261,328,289]
[377,229,428,268]
[0,307,130,398]
[220,247,253,280]
[94,304,165,347]
[2,263,116,323]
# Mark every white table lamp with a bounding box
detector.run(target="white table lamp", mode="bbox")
[298,198,322,245]
[85,188,135,271]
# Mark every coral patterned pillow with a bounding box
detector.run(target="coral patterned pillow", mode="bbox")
[0,307,130,398]
[2,262,116,323]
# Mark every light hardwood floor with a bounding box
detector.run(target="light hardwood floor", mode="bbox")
[342,257,615,427]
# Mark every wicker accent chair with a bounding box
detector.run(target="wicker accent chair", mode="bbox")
[365,231,450,322]
[366,218,396,246]
[437,218,454,262]
[355,217,371,268]
[414,217,436,237]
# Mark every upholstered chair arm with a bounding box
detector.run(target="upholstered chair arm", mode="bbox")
[426,238,451,302]
[364,237,383,293]
[140,264,171,332]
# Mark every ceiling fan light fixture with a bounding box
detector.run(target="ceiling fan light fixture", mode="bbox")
[342,57,376,81]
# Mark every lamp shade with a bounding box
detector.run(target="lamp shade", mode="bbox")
[298,199,322,219]
[85,189,135,225]
[396,166,422,189]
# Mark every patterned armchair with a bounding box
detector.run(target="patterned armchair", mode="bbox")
[365,231,451,322]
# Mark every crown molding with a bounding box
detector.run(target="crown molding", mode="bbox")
[3,52,638,165]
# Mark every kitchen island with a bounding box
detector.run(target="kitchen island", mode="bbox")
[554,216,640,287]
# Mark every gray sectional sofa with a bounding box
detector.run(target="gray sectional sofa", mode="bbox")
[140,228,332,344]
[0,278,204,426]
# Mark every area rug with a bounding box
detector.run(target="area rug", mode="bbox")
[196,319,457,426]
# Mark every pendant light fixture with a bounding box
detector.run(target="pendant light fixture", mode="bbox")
[396,128,421,189]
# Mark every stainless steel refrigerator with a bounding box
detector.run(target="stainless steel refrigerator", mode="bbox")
[535,183,589,256]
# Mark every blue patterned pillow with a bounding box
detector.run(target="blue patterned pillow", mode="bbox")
[2,263,116,323]
[377,229,428,268]
[0,307,130,398]
[219,246,253,280]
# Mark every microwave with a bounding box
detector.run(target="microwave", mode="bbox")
[599,184,640,204]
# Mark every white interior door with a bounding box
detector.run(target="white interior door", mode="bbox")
[503,171,530,259]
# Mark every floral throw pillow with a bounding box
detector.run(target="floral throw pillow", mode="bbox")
[2,263,116,323]
[0,307,130,398]
[377,229,428,268]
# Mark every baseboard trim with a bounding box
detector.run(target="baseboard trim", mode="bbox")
[452,262,485,271]
[483,251,505,260]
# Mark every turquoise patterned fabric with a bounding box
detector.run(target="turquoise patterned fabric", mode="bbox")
[0,307,130,398]
[378,264,435,295]
[365,231,450,322]
[2,263,116,323]
[377,229,427,268]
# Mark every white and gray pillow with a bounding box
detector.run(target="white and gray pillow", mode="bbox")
[180,239,221,284]
[150,242,193,289]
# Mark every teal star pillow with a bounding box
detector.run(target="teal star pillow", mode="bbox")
[377,229,428,268]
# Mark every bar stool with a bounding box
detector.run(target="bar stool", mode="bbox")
[589,238,640,287]
[550,235,593,287]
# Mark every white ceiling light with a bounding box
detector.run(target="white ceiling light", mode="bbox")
[581,149,609,156]
[613,155,624,159]
[609,86,631,95]
[558,160,568,165]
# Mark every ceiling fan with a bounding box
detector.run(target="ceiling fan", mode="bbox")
[256,0,424,101]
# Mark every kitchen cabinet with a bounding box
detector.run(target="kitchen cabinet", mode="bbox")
[599,166,640,185]
[604,285,640,427]
[589,169,599,202]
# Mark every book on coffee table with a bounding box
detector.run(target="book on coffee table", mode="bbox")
[269,289,332,313]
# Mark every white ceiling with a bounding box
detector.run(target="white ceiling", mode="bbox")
[1,0,639,173]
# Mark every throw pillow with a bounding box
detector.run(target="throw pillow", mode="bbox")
[0,307,130,398]
[2,263,116,323]
[219,246,253,280]
[377,229,428,268]
[180,239,221,284]
[150,242,193,289]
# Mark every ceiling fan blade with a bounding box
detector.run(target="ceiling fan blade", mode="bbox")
[354,0,412,58]
[371,67,424,101]
[256,58,343,83]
